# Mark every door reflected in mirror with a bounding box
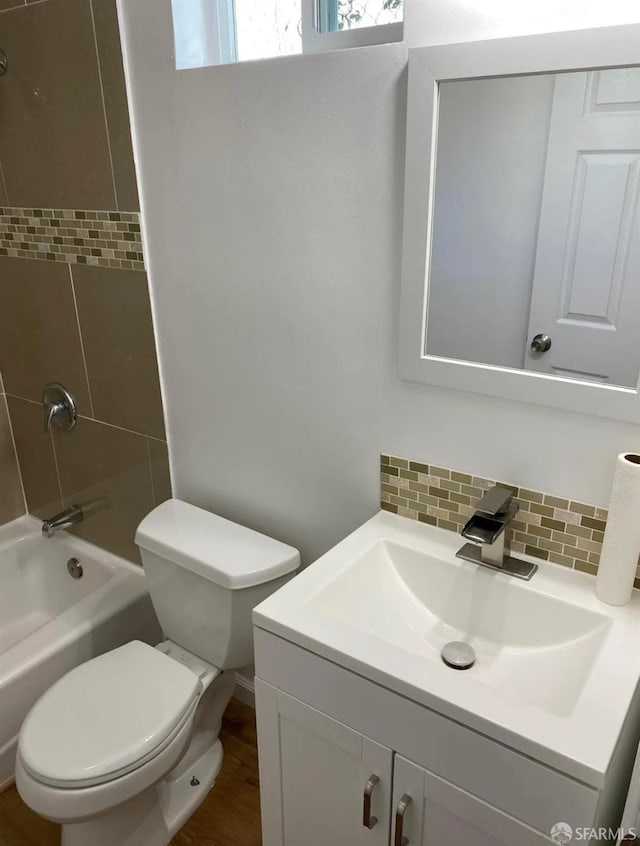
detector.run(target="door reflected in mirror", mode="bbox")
[426,67,640,388]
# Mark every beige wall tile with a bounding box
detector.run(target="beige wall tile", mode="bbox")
[72,264,165,438]
[91,0,139,211]
[148,439,172,505]
[0,0,25,11]
[7,396,61,519]
[0,394,24,523]
[0,257,91,411]
[53,417,153,562]
[0,0,115,208]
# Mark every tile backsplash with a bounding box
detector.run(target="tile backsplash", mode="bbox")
[0,207,144,271]
[381,454,640,588]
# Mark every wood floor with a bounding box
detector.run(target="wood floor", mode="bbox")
[0,698,262,846]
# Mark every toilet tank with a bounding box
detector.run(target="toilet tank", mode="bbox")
[135,500,299,669]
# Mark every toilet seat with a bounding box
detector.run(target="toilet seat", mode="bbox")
[15,702,201,825]
[18,641,202,789]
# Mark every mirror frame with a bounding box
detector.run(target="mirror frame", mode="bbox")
[398,23,640,423]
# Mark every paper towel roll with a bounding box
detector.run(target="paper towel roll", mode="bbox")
[595,453,640,606]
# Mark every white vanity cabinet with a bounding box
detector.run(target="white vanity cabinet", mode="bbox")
[256,678,549,846]
[254,628,634,846]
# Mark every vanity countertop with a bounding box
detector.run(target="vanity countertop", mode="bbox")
[253,511,640,788]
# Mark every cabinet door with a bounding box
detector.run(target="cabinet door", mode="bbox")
[255,679,393,846]
[392,755,551,846]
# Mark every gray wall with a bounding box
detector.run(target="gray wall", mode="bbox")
[119,0,640,568]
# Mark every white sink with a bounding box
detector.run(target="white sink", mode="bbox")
[310,539,611,717]
[253,511,640,786]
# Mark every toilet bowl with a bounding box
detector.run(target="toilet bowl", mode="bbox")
[15,499,299,846]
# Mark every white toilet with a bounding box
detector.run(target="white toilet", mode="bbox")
[15,498,299,846]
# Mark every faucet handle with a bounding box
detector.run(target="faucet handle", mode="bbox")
[475,486,514,516]
[44,400,65,433]
[43,383,77,433]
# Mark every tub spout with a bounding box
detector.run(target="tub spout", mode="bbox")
[42,505,84,539]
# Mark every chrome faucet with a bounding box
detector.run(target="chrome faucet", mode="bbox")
[42,505,84,539]
[43,383,77,433]
[456,486,537,580]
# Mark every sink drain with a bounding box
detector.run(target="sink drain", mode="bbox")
[67,557,83,579]
[441,641,475,670]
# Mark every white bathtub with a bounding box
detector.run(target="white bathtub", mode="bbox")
[0,515,161,789]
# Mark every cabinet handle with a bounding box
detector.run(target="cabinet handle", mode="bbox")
[394,793,412,846]
[362,774,379,829]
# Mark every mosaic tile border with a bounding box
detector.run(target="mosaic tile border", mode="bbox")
[380,454,640,588]
[0,207,145,271]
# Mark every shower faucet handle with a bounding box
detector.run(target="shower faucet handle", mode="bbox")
[43,383,77,433]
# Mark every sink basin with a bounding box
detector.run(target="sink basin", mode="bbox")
[253,511,640,786]
[310,539,611,716]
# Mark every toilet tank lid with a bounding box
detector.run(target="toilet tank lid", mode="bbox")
[135,499,300,589]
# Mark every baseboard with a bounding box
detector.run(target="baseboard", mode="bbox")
[233,671,255,709]
[0,775,14,795]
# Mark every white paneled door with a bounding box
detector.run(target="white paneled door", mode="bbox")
[255,680,393,846]
[391,755,550,846]
[525,68,640,387]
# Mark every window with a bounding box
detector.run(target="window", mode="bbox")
[306,0,403,53]
[172,0,403,70]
